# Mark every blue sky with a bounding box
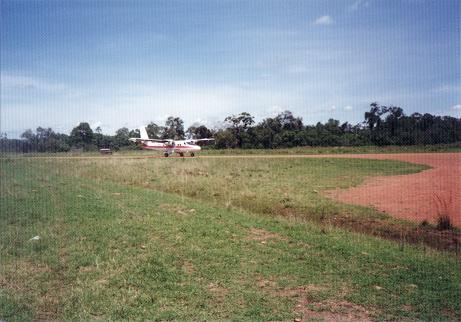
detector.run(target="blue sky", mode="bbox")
[1,0,460,137]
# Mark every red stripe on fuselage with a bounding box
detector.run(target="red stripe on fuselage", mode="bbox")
[141,144,198,150]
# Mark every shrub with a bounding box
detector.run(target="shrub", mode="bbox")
[436,215,453,231]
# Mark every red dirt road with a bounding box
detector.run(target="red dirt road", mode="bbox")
[323,153,460,227]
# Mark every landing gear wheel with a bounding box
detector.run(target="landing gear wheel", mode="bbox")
[179,152,184,157]
[190,152,195,157]
[164,152,169,157]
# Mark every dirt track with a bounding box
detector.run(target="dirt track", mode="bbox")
[322,153,460,227]
[205,152,459,227]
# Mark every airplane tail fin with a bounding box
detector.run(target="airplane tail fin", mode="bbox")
[139,126,149,140]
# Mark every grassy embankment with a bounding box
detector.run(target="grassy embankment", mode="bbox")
[1,157,460,321]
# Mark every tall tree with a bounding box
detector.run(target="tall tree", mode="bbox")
[364,102,386,131]
[146,122,163,139]
[129,128,140,138]
[114,127,131,148]
[276,110,303,131]
[224,112,255,148]
[21,129,35,141]
[214,129,238,149]
[162,117,185,140]
[255,117,282,148]
[187,125,213,139]
[70,122,94,149]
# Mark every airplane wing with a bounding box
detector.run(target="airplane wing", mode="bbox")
[188,138,215,143]
[129,138,172,143]
[186,138,215,145]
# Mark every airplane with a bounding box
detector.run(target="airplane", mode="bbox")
[129,126,214,157]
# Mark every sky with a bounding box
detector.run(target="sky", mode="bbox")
[1,0,460,137]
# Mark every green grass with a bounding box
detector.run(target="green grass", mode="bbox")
[198,144,461,155]
[45,157,428,224]
[5,142,461,158]
[1,157,460,321]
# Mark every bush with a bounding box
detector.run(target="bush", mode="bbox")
[436,215,453,231]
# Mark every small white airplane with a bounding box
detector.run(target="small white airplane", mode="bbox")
[129,127,214,157]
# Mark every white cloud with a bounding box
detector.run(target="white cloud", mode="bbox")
[91,121,102,129]
[2,74,67,92]
[314,15,334,26]
[347,0,370,12]
[344,105,353,111]
[1,81,307,136]
[452,104,461,110]
[191,118,208,126]
[189,117,227,130]
[267,105,285,117]
[434,85,461,93]
[1,73,81,103]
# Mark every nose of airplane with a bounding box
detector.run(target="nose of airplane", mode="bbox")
[195,145,201,151]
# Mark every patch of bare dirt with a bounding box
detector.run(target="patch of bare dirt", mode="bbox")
[182,260,195,275]
[322,153,460,227]
[294,299,373,322]
[159,203,196,216]
[274,284,326,298]
[1,260,68,320]
[207,282,228,304]
[261,280,372,322]
[246,227,288,244]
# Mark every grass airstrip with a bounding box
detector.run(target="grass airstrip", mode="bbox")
[1,153,460,321]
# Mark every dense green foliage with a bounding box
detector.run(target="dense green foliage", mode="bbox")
[1,103,460,153]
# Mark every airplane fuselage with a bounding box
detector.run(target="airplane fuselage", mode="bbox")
[140,140,201,157]
[129,127,213,157]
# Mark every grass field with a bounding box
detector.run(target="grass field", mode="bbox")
[1,156,460,321]
[198,144,461,155]
[11,143,461,158]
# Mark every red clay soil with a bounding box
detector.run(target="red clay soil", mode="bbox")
[322,153,460,227]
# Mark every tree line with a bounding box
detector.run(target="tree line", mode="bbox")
[1,103,460,153]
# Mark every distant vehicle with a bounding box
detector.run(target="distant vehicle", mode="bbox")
[129,126,214,157]
[99,148,113,155]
